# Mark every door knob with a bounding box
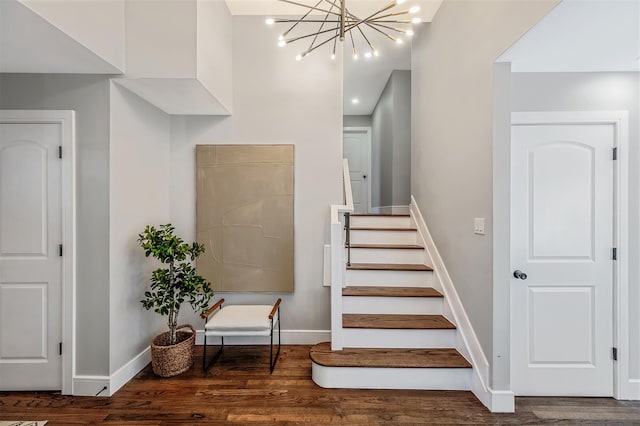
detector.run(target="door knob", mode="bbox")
[363,175,367,179]
[513,270,527,280]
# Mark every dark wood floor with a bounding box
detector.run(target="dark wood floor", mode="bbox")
[1,345,639,425]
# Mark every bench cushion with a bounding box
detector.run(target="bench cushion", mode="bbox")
[204,305,276,337]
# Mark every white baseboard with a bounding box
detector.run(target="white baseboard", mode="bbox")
[370,205,410,215]
[73,375,110,397]
[195,329,331,345]
[109,346,151,396]
[410,196,513,413]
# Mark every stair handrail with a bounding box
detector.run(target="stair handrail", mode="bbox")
[329,159,353,350]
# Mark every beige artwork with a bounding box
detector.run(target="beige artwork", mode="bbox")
[196,145,294,292]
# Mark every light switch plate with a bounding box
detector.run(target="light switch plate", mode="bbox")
[474,217,485,235]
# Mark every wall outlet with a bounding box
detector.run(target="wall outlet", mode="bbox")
[474,217,485,235]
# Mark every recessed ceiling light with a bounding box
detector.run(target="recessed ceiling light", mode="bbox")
[351,98,360,104]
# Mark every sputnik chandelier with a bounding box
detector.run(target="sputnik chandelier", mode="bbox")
[265,0,422,60]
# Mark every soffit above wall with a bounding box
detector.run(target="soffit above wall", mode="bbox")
[0,0,123,74]
[498,0,640,72]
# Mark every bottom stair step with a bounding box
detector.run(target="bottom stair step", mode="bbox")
[310,343,473,390]
[309,342,471,368]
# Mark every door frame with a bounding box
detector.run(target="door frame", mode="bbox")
[343,126,372,214]
[507,111,631,399]
[0,110,76,394]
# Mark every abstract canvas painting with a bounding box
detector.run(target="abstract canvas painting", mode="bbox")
[196,145,294,292]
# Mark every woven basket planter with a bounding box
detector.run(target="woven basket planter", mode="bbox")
[150,324,195,377]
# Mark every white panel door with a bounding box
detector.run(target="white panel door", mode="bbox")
[511,123,614,396]
[343,129,370,214]
[0,122,62,390]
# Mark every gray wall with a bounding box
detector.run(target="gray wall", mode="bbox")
[109,82,171,374]
[343,115,372,128]
[0,73,111,376]
[510,71,640,379]
[411,0,558,387]
[371,70,412,209]
[169,16,343,332]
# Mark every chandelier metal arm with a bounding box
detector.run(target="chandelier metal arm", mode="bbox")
[271,0,417,59]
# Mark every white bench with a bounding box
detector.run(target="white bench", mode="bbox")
[201,298,282,373]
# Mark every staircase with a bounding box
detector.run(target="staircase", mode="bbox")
[311,213,472,390]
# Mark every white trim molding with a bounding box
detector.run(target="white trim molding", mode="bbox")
[410,196,511,412]
[511,111,634,400]
[73,375,110,397]
[0,110,76,396]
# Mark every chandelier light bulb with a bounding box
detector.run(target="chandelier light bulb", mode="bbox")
[412,17,422,24]
[278,35,284,41]
[331,53,336,60]
[295,54,303,61]
[373,50,380,57]
[396,0,406,4]
[278,40,286,47]
[364,52,372,59]
[409,6,420,14]
[265,18,275,25]
[406,29,414,36]
[351,98,359,104]
[396,38,404,44]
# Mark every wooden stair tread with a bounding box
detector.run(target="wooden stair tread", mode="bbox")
[343,314,456,329]
[343,286,443,298]
[349,214,410,217]
[347,244,424,250]
[349,227,416,231]
[310,342,471,368]
[347,263,433,271]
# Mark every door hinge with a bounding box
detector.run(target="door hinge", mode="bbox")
[613,147,618,160]
[612,347,618,361]
[613,247,617,260]
[59,342,62,355]
[58,146,62,159]
[59,244,63,257]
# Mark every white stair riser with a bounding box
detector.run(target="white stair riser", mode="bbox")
[342,328,456,348]
[342,296,443,315]
[349,216,411,228]
[346,269,433,287]
[312,363,472,390]
[350,230,417,245]
[348,248,425,264]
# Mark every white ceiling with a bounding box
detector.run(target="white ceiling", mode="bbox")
[226,0,442,115]
[498,0,640,72]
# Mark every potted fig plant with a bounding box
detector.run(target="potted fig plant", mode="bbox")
[138,224,214,377]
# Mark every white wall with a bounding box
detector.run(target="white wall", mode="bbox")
[0,74,111,376]
[109,83,171,373]
[125,0,196,78]
[197,0,233,112]
[510,71,640,380]
[410,0,559,388]
[170,16,343,332]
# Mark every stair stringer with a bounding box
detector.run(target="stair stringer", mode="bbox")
[409,196,514,413]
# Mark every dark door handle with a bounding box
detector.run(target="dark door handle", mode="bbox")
[513,270,527,280]
[363,175,367,179]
